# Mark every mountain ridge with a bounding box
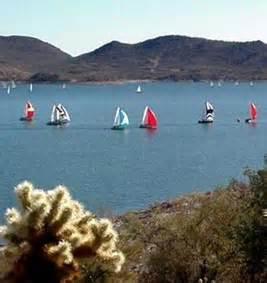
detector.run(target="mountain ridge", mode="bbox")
[0,35,267,81]
[0,35,71,80]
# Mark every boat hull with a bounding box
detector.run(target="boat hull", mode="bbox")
[47,120,69,126]
[111,125,127,130]
[198,120,213,124]
[20,117,33,122]
[139,125,157,129]
[245,119,256,123]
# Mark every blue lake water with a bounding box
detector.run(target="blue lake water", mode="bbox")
[0,82,266,216]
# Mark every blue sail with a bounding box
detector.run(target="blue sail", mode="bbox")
[112,107,129,130]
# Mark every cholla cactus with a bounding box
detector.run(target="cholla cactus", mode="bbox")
[0,181,125,283]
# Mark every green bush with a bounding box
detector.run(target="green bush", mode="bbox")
[137,171,266,283]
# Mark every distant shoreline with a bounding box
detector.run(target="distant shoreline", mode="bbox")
[1,79,267,85]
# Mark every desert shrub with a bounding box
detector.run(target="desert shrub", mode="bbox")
[139,184,250,283]
[0,181,124,283]
[234,169,267,282]
[79,212,144,283]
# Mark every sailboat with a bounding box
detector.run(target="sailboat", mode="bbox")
[47,104,71,126]
[235,81,239,86]
[62,83,66,89]
[136,85,142,93]
[210,81,214,88]
[20,101,35,121]
[112,107,129,130]
[250,81,254,87]
[11,80,16,89]
[198,101,214,124]
[140,106,158,129]
[7,85,11,94]
[218,81,222,87]
[245,102,257,123]
[29,83,33,92]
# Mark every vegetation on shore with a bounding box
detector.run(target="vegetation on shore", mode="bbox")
[0,167,266,282]
[0,182,124,283]
[85,168,266,283]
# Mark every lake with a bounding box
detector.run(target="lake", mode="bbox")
[0,81,266,216]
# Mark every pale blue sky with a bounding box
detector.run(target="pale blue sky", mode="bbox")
[0,0,266,56]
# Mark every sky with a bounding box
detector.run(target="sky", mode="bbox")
[0,0,266,56]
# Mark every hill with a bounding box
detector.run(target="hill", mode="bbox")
[1,35,267,81]
[0,36,71,80]
[65,35,267,81]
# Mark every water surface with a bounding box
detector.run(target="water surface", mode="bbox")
[0,82,266,215]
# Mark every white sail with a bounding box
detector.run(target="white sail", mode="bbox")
[62,83,66,89]
[235,81,239,86]
[120,109,129,126]
[141,106,148,126]
[55,107,60,121]
[11,80,16,88]
[210,81,214,87]
[136,85,142,93]
[60,105,71,121]
[7,85,10,94]
[50,105,56,122]
[250,81,254,87]
[30,83,33,92]
[113,107,129,127]
[113,107,121,126]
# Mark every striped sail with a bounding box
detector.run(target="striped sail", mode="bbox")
[59,104,71,122]
[50,104,70,123]
[204,101,214,122]
[56,104,71,122]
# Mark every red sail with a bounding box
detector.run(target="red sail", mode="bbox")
[25,102,35,119]
[147,107,157,128]
[27,110,34,119]
[250,103,257,120]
